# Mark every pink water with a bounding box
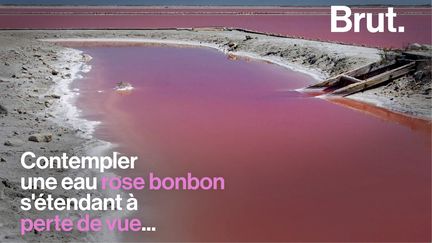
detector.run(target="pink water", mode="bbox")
[1,7,431,48]
[71,44,431,242]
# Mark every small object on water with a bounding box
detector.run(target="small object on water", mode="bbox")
[115,81,134,92]
[82,54,92,62]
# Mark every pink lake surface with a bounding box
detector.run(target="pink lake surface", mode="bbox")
[1,6,431,48]
[70,44,431,242]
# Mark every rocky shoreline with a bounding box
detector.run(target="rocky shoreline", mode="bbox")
[0,28,430,242]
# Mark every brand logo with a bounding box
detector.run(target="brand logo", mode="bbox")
[331,6,405,33]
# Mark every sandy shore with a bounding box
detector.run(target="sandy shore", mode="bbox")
[0,28,430,242]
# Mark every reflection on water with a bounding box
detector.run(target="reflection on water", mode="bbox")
[328,97,431,135]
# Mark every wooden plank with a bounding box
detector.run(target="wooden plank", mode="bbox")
[330,62,415,96]
[403,51,432,59]
[316,74,362,91]
[345,60,395,77]
[307,60,395,88]
[339,74,362,83]
[308,75,341,88]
